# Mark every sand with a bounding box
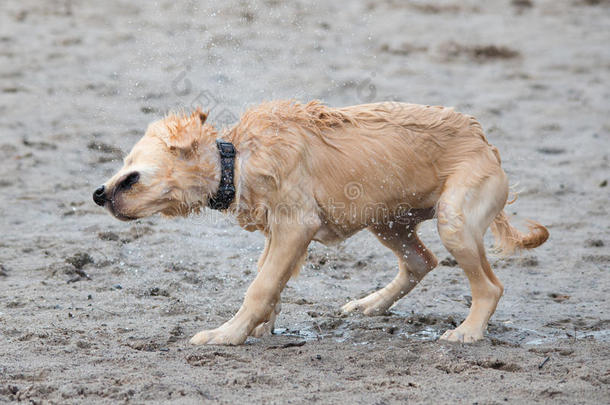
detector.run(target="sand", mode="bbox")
[0,0,608,403]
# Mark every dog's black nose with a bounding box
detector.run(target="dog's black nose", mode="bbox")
[93,185,107,206]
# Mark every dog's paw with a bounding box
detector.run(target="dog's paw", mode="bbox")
[439,327,484,343]
[251,321,274,338]
[189,328,247,346]
[341,300,362,314]
[341,297,389,316]
[250,302,280,337]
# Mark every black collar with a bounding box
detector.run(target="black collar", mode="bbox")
[208,139,236,210]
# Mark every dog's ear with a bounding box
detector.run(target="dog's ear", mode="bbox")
[157,109,210,153]
[193,108,208,126]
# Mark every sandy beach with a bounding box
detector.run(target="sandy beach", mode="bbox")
[0,0,608,403]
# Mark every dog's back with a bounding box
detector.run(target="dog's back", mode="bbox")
[229,100,503,228]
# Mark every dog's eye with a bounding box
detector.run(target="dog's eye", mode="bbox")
[119,172,140,190]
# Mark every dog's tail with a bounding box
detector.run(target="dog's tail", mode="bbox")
[490,211,549,256]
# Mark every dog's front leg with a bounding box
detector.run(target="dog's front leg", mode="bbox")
[251,237,280,338]
[251,301,281,338]
[190,218,317,345]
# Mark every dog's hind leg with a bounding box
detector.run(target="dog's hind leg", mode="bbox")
[437,167,507,343]
[342,219,438,316]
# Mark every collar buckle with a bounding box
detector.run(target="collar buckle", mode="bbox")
[217,140,236,158]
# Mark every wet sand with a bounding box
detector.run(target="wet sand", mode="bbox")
[0,0,609,403]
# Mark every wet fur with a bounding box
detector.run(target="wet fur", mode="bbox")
[98,100,549,345]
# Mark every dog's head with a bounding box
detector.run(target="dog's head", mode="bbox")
[93,109,221,220]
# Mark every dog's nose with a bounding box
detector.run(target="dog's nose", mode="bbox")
[93,185,107,206]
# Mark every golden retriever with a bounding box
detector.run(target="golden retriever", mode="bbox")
[93,100,549,345]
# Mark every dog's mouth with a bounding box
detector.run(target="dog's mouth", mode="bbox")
[111,209,138,222]
[106,197,139,222]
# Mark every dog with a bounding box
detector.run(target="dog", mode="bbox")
[93,100,549,345]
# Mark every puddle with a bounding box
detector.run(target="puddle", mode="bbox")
[274,327,320,341]
[526,329,610,345]
[401,327,442,341]
[277,319,610,346]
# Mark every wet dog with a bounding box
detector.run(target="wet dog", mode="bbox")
[93,100,549,345]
